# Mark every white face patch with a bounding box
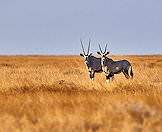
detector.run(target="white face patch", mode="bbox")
[101,57,105,66]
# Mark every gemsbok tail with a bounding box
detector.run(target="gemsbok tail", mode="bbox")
[128,66,133,79]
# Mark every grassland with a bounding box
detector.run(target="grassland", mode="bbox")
[0,55,161,132]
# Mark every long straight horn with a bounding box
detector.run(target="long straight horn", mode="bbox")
[87,39,91,55]
[104,43,108,54]
[99,44,103,54]
[80,39,86,55]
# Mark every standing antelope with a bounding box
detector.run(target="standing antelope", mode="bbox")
[97,44,133,81]
[80,39,102,80]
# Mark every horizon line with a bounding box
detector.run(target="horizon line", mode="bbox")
[0,53,161,56]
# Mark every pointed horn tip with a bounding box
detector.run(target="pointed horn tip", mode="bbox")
[80,39,86,55]
[104,43,108,53]
[87,39,91,55]
[98,44,103,53]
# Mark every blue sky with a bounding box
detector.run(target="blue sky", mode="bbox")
[0,0,162,55]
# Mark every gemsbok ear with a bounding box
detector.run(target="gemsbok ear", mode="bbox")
[106,52,110,56]
[97,52,101,55]
[89,53,92,56]
[80,53,84,57]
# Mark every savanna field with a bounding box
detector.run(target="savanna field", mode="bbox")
[0,55,162,132]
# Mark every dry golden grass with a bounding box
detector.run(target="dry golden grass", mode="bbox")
[0,55,161,132]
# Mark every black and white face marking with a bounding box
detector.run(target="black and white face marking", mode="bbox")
[80,53,92,68]
[97,51,110,67]
[101,54,106,66]
[84,55,89,65]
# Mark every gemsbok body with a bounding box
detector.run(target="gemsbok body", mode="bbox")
[80,39,102,80]
[97,44,133,81]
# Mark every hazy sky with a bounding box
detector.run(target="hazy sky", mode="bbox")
[0,0,162,55]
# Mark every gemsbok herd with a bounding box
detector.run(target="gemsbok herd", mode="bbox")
[80,39,133,82]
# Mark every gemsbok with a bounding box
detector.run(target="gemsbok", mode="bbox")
[97,43,133,82]
[80,39,103,80]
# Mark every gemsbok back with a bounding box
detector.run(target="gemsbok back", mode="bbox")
[97,43,133,82]
[80,39,102,80]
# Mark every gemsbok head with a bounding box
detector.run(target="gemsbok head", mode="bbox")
[80,39,102,80]
[97,43,133,82]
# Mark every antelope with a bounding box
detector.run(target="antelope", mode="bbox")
[80,39,102,80]
[97,43,133,82]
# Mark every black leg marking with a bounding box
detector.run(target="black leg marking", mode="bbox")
[122,69,130,79]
